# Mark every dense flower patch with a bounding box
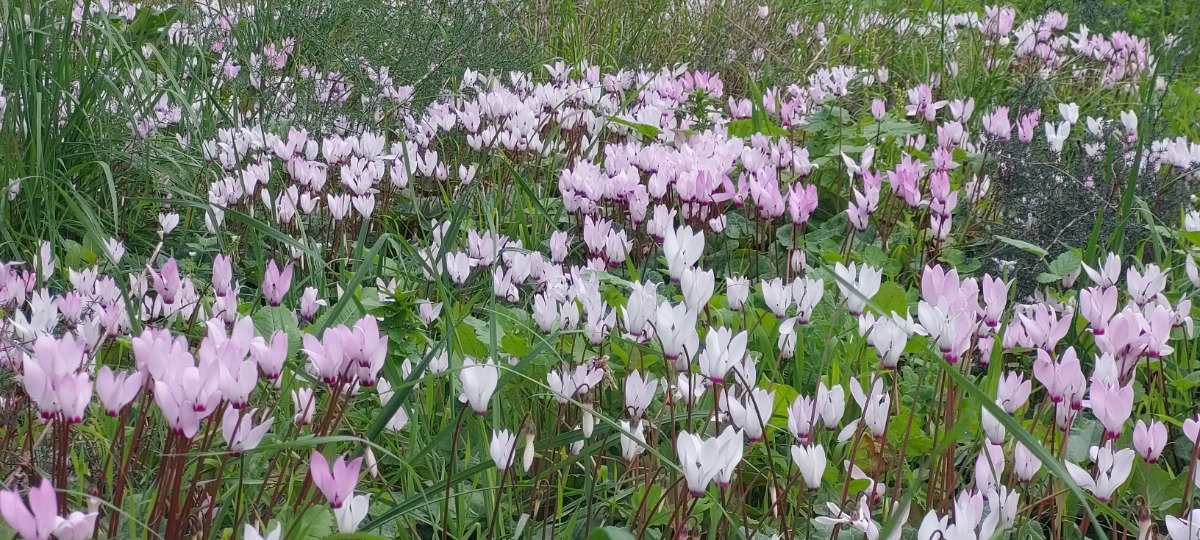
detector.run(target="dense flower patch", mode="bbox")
[0,1,1199,539]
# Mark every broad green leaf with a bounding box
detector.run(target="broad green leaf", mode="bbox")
[608,116,661,139]
[252,305,302,358]
[871,282,909,316]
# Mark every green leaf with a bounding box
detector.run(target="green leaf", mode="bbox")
[501,333,532,358]
[608,116,661,139]
[995,235,1048,258]
[871,282,909,316]
[1066,417,1103,463]
[727,118,789,139]
[252,305,302,358]
[887,406,933,457]
[1048,250,1082,275]
[454,320,489,359]
[1129,462,1186,513]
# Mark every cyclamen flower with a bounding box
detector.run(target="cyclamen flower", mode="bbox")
[980,275,1009,328]
[725,276,750,311]
[1133,420,1167,463]
[787,183,818,226]
[680,267,715,311]
[0,478,58,540]
[870,317,908,370]
[624,370,658,421]
[996,372,1031,413]
[677,427,742,496]
[490,429,517,471]
[1127,264,1166,306]
[221,408,273,453]
[724,388,773,441]
[52,510,98,540]
[847,376,890,439]
[974,443,1007,493]
[621,282,657,342]
[1013,442,1043,482]
[673,373,707,406]
[444,252,474,285]
[816,382,846,429]
[777,317,799,359]
[1064,446,1134,502]
[546,362,603,404]
[655,301,699,368]
[95,366,143,416]
[761,278,792,317]
[1032,347,1085,405]
[791,277,823,324]
[375,378,410,432]
[301,332,344,385]
[662,224,704,282]
[788,395,817,444]
[1079,286,1118,335]
[299,287,325,321]
[619,420,646,462]
[418,301,442,326]
[23,339,92,423]
[459,357,500,414]
[790,444,826,490]
[1082,253,1121,289]
[251,331,289,380]
[333,494,369,533]
[833,262,882,316]
[1166,509,1200,540]
[262,260,293,306]
[1089,380,1133,439]
[697,327,748,383]
[310,452,362,508]
[292,387,316,426]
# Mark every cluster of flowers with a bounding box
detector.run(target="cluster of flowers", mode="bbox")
[2,0,1200,538]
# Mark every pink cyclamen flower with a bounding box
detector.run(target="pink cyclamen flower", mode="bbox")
[153,380,209,439]
[787,183,818,227]
[996,372,1031,414]
[0,477,58,540]
[220,360,258,409]
[1082,252,1121,289]
[310,452,362,508]
[262,260,294,306]
[1032,347,1085,405]
[1132,420,1167,463]
[213,254,234,297]
[418,301,442,326]
[52,510,98,540]
[299,287,325,321]
[251,331,289,380]
[152,258,182,305]
[1013,442,1042,482]
[1079,286,1118,335]
[980,274,1009,329]
[222,408,273,453]
[301,332,346,385]
[1089,380,1133,439]
[292,387,316,426]
[96,366,143,416]
[871,99,886,122]
[1183,414,1200,446]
